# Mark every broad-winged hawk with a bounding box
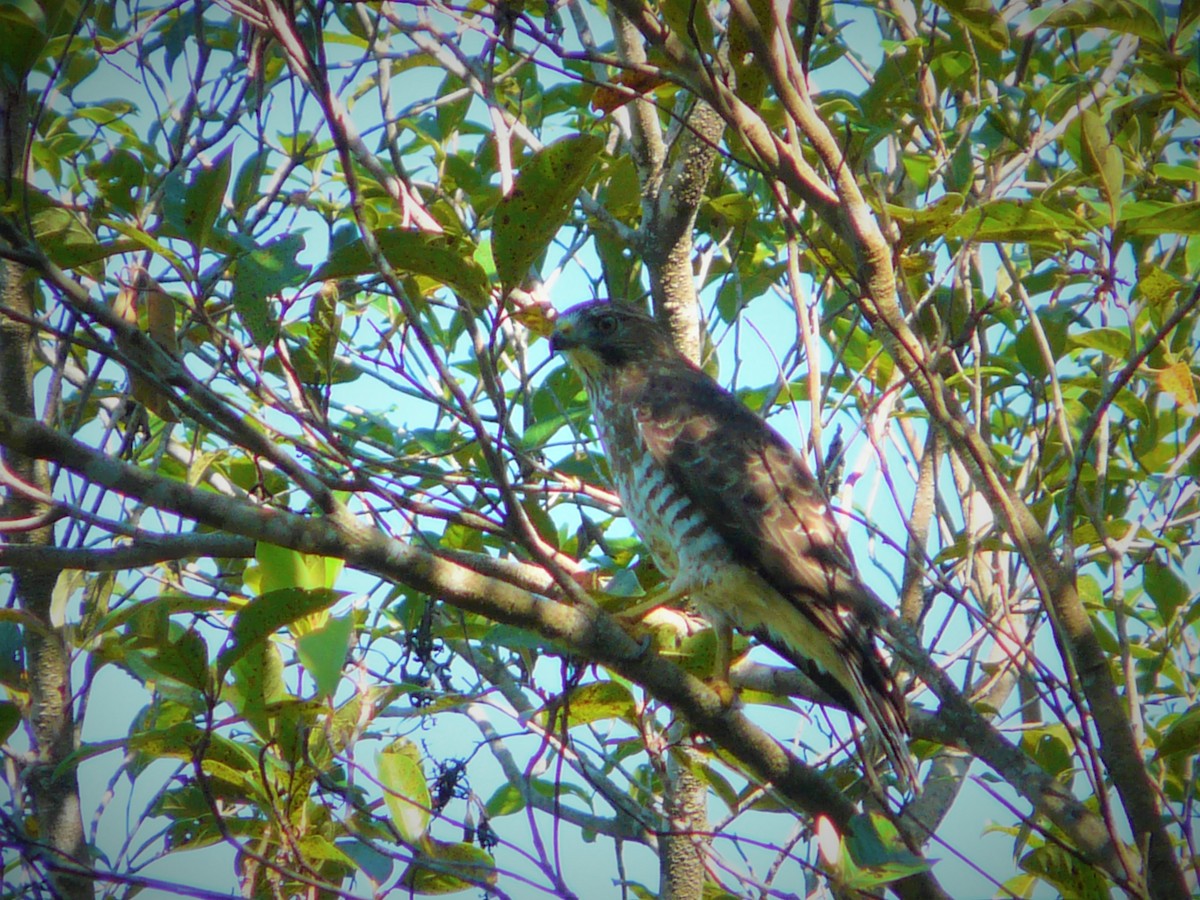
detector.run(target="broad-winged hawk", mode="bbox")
[550,300,918,792]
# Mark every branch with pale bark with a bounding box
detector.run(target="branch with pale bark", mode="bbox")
[0,403,963,898]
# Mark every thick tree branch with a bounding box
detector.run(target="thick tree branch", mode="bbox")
[0,533,255,571]
[0,408,956,898]
[0,76,91,899]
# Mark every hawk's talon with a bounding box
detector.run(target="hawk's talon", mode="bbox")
[630,632,653,659]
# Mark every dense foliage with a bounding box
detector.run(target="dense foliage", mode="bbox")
[0,1,1198,898]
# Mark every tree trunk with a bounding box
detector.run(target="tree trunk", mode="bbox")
[659,741,708,900]
[0,78,92,900]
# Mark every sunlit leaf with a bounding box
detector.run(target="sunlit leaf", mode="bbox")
[295,614,354,700]
[540,680,637,728]
[230,638,284,739]
[399,838,497,894]
[247,543,343,596]
[313,229,489,309]
[1156,361,1198,410]
[145,629,211,693]
[1020,0,1165,44]
[1067,327,1129,357]
[493,133,604,292]
[216,587,343,679]
[378,740,431,844]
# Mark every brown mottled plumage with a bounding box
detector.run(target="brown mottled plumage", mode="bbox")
[550,300,918,792]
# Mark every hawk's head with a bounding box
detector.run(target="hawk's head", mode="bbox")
[549,301,675,379]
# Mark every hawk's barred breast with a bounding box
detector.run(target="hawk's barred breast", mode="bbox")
[593,380,735,589]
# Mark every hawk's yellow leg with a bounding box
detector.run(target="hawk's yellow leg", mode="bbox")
[709,620,737,706]
[616,583,738,707]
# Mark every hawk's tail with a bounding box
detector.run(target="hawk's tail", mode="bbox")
[844,659,921,795]
[758,630,920,794]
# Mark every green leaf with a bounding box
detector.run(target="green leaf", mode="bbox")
[247,542,343,595]
[335,839,394,883]
[313,229,489,309]
[1158,705,1200,757]
[31,207,115,278]
[0,0,49,86]
[493,133,604,292]
[0,700,21,744]
[232,148,270,213]
[1014,308,1074,378]
[1078,109,1123,221]
[705,192,757,225]
[1020,0,1165,44]
[145,629,211,693]
[378,739,431,844]
[296,834,356,868]
[549,681,636,728]
[660,0,714,50]
[162,149,232,250]
[1019,842,1115,898]
[307,281,341,378]
[946,199,1079,245]
[484,782,526,817]
[216,587,342,679]
[484,776,594,820]
[399,838,497,894]
[1136,264,1183,309]
[842,812,931,888]
[230,638,284,740]
[1122,200,1200,235]
[1021,727,1073,779]
[1067,327,1129,357]
[0,620,22,686]
[231,234,309,346]
[296,614,354,700]
[87,147,145,214]
[1152,163,1200,182]
[1143,560,1189,621]
[930,0,1010,49]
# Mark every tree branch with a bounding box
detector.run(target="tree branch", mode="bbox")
[0,533,255,571]
[0,407,956,897]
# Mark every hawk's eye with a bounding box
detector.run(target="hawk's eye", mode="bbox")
[595,313,618,336]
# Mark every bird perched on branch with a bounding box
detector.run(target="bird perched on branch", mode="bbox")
[550,300,918,792]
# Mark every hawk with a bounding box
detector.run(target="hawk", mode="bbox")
[550,300,918,792]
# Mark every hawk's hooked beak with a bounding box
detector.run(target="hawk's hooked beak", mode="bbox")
[548,318,577,355]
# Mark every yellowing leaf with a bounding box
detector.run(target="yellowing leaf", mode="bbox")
[1157,362,1197,410]
[379,740,431,844]
[508,298,556,338]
